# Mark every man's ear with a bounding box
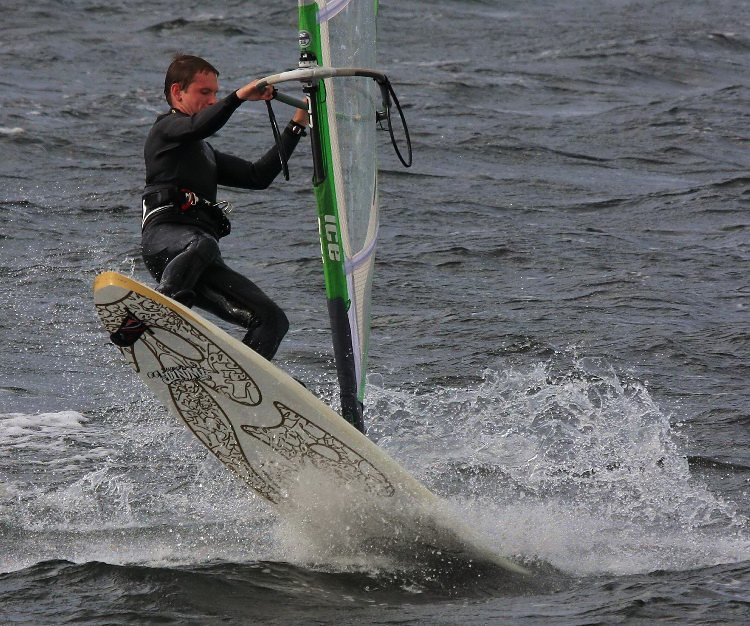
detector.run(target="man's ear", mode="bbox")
[169,82,182,105]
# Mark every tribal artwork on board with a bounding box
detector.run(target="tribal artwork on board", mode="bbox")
[96,288,395,504]
[97,291,262,407]
[243,401,395,498]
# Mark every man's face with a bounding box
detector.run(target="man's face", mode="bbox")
[172,71,219,115]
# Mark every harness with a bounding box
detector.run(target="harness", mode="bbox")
[141,188,232,236]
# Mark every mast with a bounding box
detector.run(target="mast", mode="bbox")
[297,1,379,432]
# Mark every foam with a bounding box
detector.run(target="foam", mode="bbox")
[0,411,89,449]
[364,359,750,576]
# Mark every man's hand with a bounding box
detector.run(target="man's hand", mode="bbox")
[292,98,310,127]
[236,79,274,101]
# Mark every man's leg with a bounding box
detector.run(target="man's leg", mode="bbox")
[194,260,289,361]
[142,226,220,306]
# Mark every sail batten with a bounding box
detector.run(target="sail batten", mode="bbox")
[317,0,353,22]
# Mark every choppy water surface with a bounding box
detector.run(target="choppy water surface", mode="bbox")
[2,0,749,623]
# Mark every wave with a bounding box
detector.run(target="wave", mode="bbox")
[2,557,749,624]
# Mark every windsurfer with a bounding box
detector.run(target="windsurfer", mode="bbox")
[140,54,308,361]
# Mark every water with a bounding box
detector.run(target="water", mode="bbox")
[2,0,749,622]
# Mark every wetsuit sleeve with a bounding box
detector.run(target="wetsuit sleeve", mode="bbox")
[214,127,303,190]
[158,92,244,142]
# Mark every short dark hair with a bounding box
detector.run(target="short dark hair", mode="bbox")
[164,54,220,105]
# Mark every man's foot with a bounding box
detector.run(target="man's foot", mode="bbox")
[110,312,151,347]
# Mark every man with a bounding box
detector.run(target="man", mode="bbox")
[140,54,309,361]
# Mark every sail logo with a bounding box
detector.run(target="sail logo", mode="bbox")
[323,214,340,261]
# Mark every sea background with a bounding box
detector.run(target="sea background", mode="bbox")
[2,0,749,623]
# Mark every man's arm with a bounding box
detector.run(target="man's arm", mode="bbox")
[214,125,304,190]
[157,80,274,143]
[158,93,244,143]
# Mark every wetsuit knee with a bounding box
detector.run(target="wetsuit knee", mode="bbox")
[242,304,289,360]
[187,236,220,263]
[158,235,220,301]
[265,302,289,345]
[275,305,290,338]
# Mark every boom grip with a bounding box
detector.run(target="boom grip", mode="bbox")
[273,90,308,111]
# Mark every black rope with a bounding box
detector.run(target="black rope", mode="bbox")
[265,97,289,181]
[378,78,412,168]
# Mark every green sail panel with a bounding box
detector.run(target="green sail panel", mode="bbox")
[300,0,379,429]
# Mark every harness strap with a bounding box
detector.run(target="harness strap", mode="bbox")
[141,188,228,230]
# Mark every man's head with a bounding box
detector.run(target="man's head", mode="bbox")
[164,54,220,114]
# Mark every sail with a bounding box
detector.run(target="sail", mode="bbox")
[299,0,380,431]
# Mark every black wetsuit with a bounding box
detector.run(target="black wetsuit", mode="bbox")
[141,91,303,360]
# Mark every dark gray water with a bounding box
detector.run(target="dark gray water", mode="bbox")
[2,0,749,623]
